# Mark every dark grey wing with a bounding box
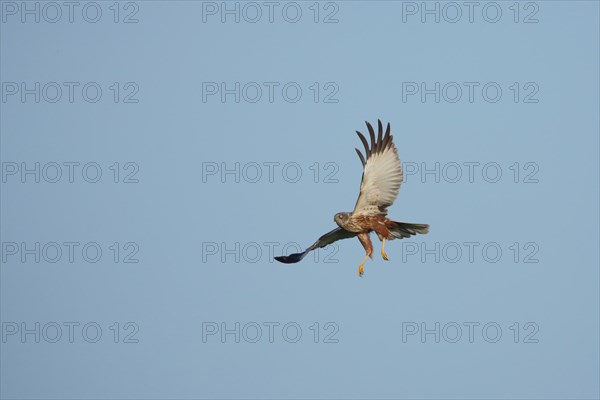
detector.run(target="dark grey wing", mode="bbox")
[274,227,357,264]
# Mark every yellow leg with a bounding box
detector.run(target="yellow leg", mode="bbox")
[381,238,389,261]
[358,254,369,277]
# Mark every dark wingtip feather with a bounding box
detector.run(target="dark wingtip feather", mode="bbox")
[382,122,392,149]
[376,120,383,152]
[356,130,369,158]
[355,148,366,166]
[274,252,306,264]
[366,121,376,156]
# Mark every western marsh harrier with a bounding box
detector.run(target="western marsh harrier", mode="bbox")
[275,120,429,276]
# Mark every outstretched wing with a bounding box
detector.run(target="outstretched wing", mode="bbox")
[274,227,356,264]
[352,120,403,216]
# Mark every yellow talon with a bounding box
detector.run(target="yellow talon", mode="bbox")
[358,254,369,277]
[381,238,389,261]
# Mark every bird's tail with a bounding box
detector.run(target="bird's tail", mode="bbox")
[386,220,429,239]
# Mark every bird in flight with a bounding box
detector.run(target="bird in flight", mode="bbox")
[275,120,429,277]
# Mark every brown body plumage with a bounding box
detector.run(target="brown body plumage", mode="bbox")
[335,212,429,275]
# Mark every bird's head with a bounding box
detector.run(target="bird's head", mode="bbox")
[334,212,351,228]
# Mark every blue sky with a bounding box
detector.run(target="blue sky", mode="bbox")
[1,1,599,398]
